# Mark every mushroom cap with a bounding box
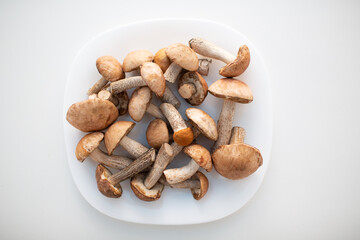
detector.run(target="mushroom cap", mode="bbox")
[128,87,152,122]
[178,72,208,106]
[116,91,129,116]
[140,62,166,98]
[173,127,194,147]
[212,143,262,180]
[154,47,171,72]
[122,50,154,72]
[191,171,209,200]
[75,132,104,162]
[96,56,124,82]
[104,121,135,155]
[66,98,119,132]
[146,119,169,149]
[130,173,164,201]
[208,78,253,103]
[219,45,250,77]
[166,43,199,71]
[184,144,212,172]
[96,164,122,198]
[185,108,218,141]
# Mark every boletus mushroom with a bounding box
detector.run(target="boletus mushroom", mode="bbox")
[185,108,218,141]
[178,72,208,106]
[146,119,169,149]
[130,173,165,201]
[122,50,154,72]
[212,127,263,179]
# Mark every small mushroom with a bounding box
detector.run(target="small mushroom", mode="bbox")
[212,127,262,180]
[160,103,194,146]
[185,108,218,141]
[66,98,118,132]
[178,72,208,105]
[208,78,253,151]
[146,119,169,149]
[96,148,155,198]
[197,58,212,76]
[122,50,154,72]
[163,144,211,184]
[128,87,166,122]
[189,38,250,77]
[75,132,132,169]
[130,173,164,201]
[104,121,148,158]
[164,43,199,83]
[154,47,171,73]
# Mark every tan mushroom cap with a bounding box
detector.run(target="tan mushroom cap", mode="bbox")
[173,127,194,147]
[208,78,253,103]
[66,98,119,132]
[219,45,250,77]
[146,119,169,149]
[178,72,208,106]
[96,164,122,198]
[191,171,209,200]
[128,87,152,122]
[75,132,104,162]
[140,62,166,98]
[184,144,212,172]
[130,173,164,201]
[166,43,199,71]
[96,56,124,82]
[212,143,262,180]
[185,108,218,141]
[122,50,154,72]
[154,48,171,73]
[104,121,135,155]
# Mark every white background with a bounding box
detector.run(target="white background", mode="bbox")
[0,0,359,239]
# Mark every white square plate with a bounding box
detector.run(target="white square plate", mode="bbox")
[63,19,272,225]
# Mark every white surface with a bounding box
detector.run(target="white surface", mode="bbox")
[0,0,359,238]
[64,19,272,224]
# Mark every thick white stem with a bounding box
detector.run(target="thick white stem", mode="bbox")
[110,76,146,94]
[119,136,149,158]
[229,127,245,144]
[160,103,187,133]
[161,86,181,109]
[87,77,108,95]
[146,103,166,121]
[213,100,235,151]
[164,62,182,83]
[163,159,200,184]
[90,148,132,169]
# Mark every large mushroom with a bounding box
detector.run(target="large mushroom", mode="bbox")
[164,43,199,83]
[66,98,118,132]
[189,38,250,77]
[208,78,253,151]
[130,173,165,201]
[163,144,212,184]
[122,50,154,72]
[178,72,208,106]
[212,127,263,179]
[185,108,218,141]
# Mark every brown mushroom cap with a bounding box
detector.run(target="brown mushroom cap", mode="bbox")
[212,143,262,180]
[184,144,212,172]
[219,45,250,77]
[128,87,152,122]
[96,164,122,198]
[140,62,166,98]
[178,72,208,106]
[130,173,164,201]
[75,132,104,162]
[66,98,119,132]
[185,108,218,141]
[104,121,135,155]
[96,56,124,82]
[166,43,199,71]
[154,48,171,72]
[146,119,169,149]
[173,127,194,147]
[191,171,209,200]
[208,78,253,103]
[122,50,154,72]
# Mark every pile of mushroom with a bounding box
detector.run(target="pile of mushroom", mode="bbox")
[66,38,263,202]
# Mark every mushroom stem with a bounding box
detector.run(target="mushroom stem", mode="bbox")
[144,143,173,189]
[197,58,212,76]
[110,76,146,94]
[87,77,108,95]
[213,99,235,151]
[119,136,149,158]
[229,126,245,144]
[88,93,98,99]
[108,148,155,185]
[189,38,235,64]
[161,86,181,109]
[98,89,119,106]
[160,103,187,133]
[169,179,201,189]
[178,83,196,99]
[163,159,200,184]
[146,103,166,121]
[164,62,182,83]
[90,148,133,169]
